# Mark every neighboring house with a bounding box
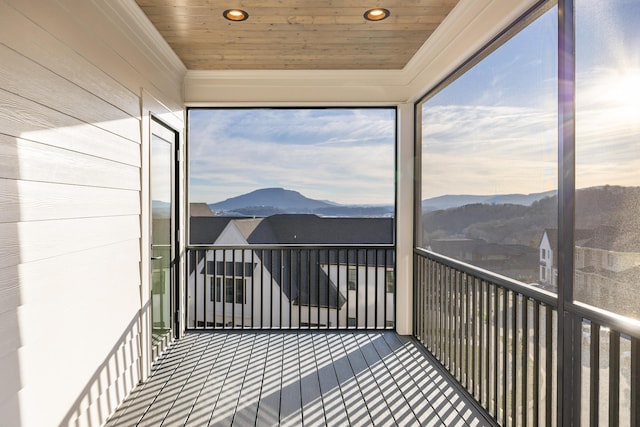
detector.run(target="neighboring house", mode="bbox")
[539,226,640,317]
[538,228,594,289]
[539,229,557,288]
[187,214,394,328]
[574,226,640,318]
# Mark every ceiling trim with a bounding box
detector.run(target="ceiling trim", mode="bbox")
[100,0,187,86]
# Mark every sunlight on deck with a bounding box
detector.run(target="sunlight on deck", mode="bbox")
[106,331,492,426]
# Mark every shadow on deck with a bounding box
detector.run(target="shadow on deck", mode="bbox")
[106,331,494,426]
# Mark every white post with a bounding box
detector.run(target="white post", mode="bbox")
[395,103,415,335]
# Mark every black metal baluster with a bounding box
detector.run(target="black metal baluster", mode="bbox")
[204,249,209,328]
[521,297,528,427]
[502,288,507,424]
[590,322,600,427]
[545,305,553,426]
[532,300,540,427]
[610,330,620,426]
[511,292,518,426]
[232,250,236,328]
[288,249,300,329]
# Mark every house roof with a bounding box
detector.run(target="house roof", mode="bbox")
[202,251,347,310]
[542,228,557,249]
[247,214,393,244]
[190,217,235,244]
[232,218,264,240]
[190,214,393,308]
[578,225,640,252]
[258,250,346,309]
[190,202,215,217]
[541,228,595,250]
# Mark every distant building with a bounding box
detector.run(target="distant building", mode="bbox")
[538,228,594,289]
[539,226,640,317]
[188,214,394,328]
[574,226,640,318]
[539,229,557,288]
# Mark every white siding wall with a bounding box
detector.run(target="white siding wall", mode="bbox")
[0,1,185,426]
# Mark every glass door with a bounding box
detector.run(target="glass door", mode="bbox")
[150,118,177,359]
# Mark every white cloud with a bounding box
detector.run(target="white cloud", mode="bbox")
[421,104,558,198]
[188,109,395,204]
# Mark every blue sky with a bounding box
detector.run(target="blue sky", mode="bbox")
[421,7,558,198]
[189,1,639,204]
[189,108,395,205]
[421,2,639,198]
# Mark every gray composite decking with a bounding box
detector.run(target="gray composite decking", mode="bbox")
[106,332,493,426]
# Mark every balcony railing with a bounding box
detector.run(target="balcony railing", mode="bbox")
[414,247,640,426]
[187,245,395,330]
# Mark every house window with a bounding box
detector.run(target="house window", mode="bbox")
[541,248,546,259]
[385,269,394,293]
[212,277,246,304]
[235,278,244,304]
[215,261,254,276]
[348,267,357,290]
[210,277,222,302]
[225,280,234,303]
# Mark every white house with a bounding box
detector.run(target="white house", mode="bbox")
[539,229,557,287]
[188,215,394,329]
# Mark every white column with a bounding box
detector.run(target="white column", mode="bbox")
[395,103,415,335]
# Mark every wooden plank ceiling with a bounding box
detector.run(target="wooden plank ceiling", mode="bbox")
[134,0,460,70]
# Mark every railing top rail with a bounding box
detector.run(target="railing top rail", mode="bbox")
[569,301,640,339]
[415,247,558,308]
[188,244,396,250]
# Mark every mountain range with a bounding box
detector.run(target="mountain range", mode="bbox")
[423,185,640,247]
[207,187,558,217]
[422,190,557,212]
[208,188,393,217]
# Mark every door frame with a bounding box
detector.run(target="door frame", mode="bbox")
[149,116,180,358]
[140,90,184,380]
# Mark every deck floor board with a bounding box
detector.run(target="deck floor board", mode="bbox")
[107,331,493,426]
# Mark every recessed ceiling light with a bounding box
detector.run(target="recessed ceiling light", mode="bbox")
[364,8,390,21]
[223,9,249,21]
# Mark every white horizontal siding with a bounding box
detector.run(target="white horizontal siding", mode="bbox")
[0,44,141,142]
[3,0,184,113]
[0,1,140,118]
[0,0,184,426]
[0,180,139,222]
[0,135,140,190]
[0,88,140,166]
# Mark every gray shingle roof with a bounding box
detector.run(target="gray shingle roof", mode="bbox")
[247,214,393,244]
[190,217,234,244]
